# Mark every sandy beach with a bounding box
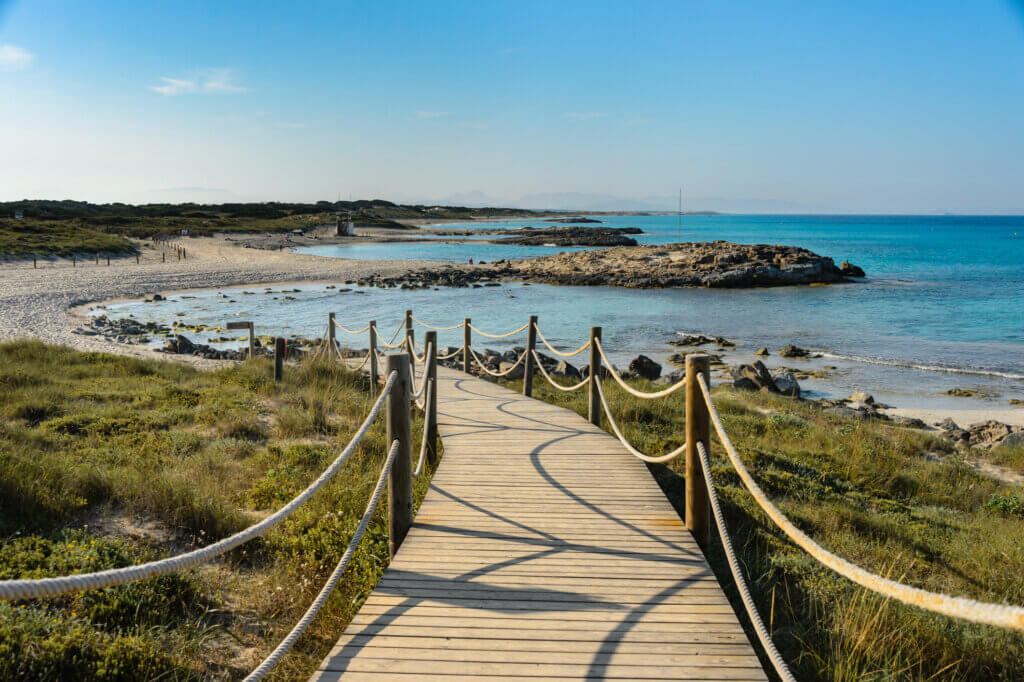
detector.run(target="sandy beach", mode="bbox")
[2,233,1022,429]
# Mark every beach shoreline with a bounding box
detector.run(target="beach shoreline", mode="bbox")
[3,233,1022,429]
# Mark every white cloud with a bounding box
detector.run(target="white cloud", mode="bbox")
[0,45,34,71]
[566,112,607,121]
[149,69,248,96]
[416,110,448,119]
[150,77,196,95]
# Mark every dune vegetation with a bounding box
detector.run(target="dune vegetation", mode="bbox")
[502,374,1024,681]
[0,222,136,259]
[0,341,436,680]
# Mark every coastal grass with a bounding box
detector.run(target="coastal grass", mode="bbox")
[0,341,437,680]
[0,221,136,258]
[502,374,1024,681]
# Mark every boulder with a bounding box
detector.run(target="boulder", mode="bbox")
[628,354,662,381]
[733,377,760,391]
[965,420,1015,448]
[655,368,686,386]
[163,335,195,354]
[730,361,776,392]
[780,344,811,358]
[1000,431,1024,449]
[847,391,874,405]
[890,415,929,429]
[936,417,960,432]
[499,361,525,380]
[839,261,866,277]
[770,370,801,397]
[553,360,581,379]
[754,347,769,356]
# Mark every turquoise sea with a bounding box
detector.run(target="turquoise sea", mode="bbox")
[102,215,1024,412]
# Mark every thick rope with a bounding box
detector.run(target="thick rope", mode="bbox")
[413,381,434,478]
[378,336,407,350]
[695,374,1024,631]
[436,345,465,360]
[594,338,687,399]
[407,337,427,364]
[531,350,591,392]
[244,439,401,681]
[535,326,591,358]
[411,315,462,331]
[0,372,399,601]
[386,321,405,345]
[332,320,371,335]
[468,321,530,339]
[411,343,433,402]
[595,379,686,463]
[469,346,528,377]
[697,442,796,682]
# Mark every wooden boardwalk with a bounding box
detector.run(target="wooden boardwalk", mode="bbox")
[312,367,767,681]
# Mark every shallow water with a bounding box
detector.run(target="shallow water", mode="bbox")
[98,214,1024,413]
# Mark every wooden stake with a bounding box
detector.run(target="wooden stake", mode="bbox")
[463,318,471,374]
[274,337,285,381]
[424,331,438,464]
[386,353,413,556]
[523,315,538,397]
[588,326,602,427]
[685,354,711,550]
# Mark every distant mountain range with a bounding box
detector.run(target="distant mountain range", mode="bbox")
[428,191,833,214]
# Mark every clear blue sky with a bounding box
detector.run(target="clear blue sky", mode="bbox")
[1,0,1022,212]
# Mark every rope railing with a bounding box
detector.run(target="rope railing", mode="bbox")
[0,371,400,602]
[696,441,795,682]
[594,377,687,463]
[468,346,528,378]
[411,315,463,331]
[468,321,530,338]
[411,343,434,404]
[535,326,591,358]
[531,350,591,392]
[594,338,687,399]
[413,381,435,478]
[436,345,465,360]
[245,438,401,681]
[695,373,1024,631]
[333,320,371,335]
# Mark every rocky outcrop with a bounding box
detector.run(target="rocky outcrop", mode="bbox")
[358,241,864,290]
[839,261,866,277]
[628,354,662,381]
[494,227,640,247]
[936,419,1024,450]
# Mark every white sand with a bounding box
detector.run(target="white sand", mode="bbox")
[0,236,424,365]
[885,407,1024,429]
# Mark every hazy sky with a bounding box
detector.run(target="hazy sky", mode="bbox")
[1,1,1023,212]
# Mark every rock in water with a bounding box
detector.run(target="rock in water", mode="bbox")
[839,261,866,277]
[628,355,662,381]
[499,361,525,380]
[163,334,195,354]
[780,344,811,358]
[754,347,769,356]
[847,391,874,404]
[731,361,777,392]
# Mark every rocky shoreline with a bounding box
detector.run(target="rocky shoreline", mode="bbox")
[492,226,641,247]
[353,241,866,289]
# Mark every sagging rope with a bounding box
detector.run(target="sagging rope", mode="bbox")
[413,381,434,478]
[411,315,462,331]
[436,345,464,360]
[378,336,407,350]
[411,343,433,404]
[595,378,686,463]
[469,346,528,378]
[594,338,687,399]
[468,321,530,338]
[535,326,591,358]
[696,441,796,682]
[695,374,1024,631]
[531,350,591,392]
[244,438,401,681]
[333,320,371,335]
[0,371,400,602]
[407,337,427,363]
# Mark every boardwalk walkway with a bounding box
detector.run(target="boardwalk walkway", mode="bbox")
[313,366,767,681]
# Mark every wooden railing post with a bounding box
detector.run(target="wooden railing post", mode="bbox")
[328,312,336,355]
[274,337,285,381]
[386,353,413,557]
[405,310,415,376]
[523,315,538,397]
[588,326,602,427]
[227,321,255,359]
[424,330,439,464]
[369,321,379,393]
[462,318,471,374]
[33,255,36,268]
[685,354,711,549]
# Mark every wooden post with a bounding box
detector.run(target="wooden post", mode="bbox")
[33,255,36,268]
[72,254,76,268]
[404,310,414,372]
[463,318,471,373]
[227,321,255,359]
[386,353,413,556]
[274,337,285,381]
[95,253,99,265]
[328,312,336,356]
[685,354,711,550]
[135,254,139,264]
[424,331,439,464]
[162,252,166,263]
[106,255,110,266]
[523,315,538,397]
[588,326,602,427]
[369,321,379,392]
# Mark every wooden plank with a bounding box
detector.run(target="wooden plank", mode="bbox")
[314,365,767,680]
